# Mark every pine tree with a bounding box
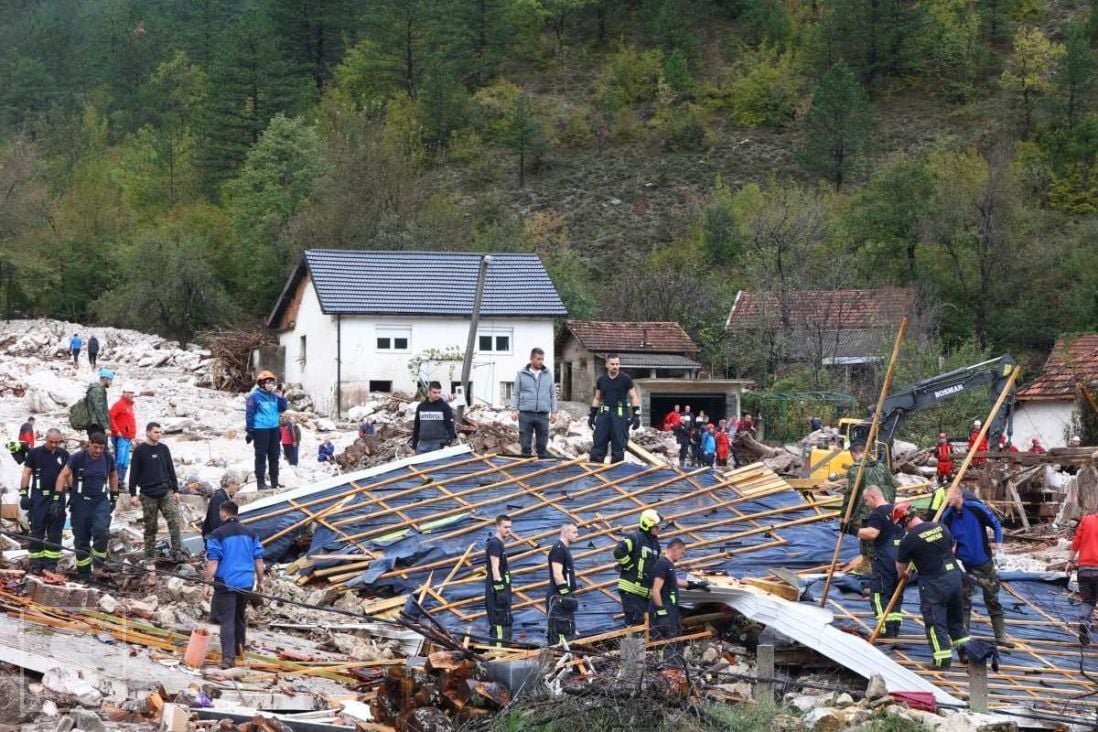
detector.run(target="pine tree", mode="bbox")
[504,94,545,187]
[798,62,874,189]
[265,0,359,92]
[1057,21,1095,128]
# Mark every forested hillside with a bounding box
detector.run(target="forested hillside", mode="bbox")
[1,0,1096,386]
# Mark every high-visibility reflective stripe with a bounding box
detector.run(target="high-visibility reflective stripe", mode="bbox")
[28,550,44,560]
[928,627,944,656]
[617,580,651,598]
[952,636,971,647]
[873,593,885,618]
[887,612,903,622]
[42,550,63,559]
[91,549,107,559]
[75,557,93,567]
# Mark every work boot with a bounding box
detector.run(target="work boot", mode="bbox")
[1080,623,1091,646]
[884,622,901,638]
[991,615,1016,648]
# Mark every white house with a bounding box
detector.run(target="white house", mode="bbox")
[1014,334,1097,447]
[267,250,568,416]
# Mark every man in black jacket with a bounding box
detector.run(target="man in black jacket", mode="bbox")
[128,422,182,560]
[613,509,662,626]
[411,382,455,453]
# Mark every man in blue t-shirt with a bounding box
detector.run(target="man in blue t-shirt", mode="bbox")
[56,433,118,578]
[204,500,265,668]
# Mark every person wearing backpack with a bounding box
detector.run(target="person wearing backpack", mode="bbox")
[87,335,100,368]
[84,369,113,437]
[55,432,118,578]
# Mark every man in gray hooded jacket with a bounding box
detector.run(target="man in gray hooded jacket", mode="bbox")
[510,347,557,459]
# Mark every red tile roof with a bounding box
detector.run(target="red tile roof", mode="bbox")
[725,288,916,331]
[565,320,699,354]
[1017,334,1098,401]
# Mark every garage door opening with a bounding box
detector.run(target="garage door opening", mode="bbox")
[649,394,729,428]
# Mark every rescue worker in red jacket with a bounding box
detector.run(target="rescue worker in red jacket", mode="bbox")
[1029,437,1047,454]
[934,433,953,485]
[662,405,682,433]
[968,420,988,466]
[715,428,731,467]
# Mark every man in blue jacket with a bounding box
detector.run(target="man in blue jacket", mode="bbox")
[510,347,557,459]
[203,500,265,668]
[941,489,1015,647]
[244,371,287,490]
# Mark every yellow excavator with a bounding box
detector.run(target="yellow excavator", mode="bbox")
[804,356,1018,481]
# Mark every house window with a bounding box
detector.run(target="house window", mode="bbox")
[477,328,512,353]
[501,381,514,402]
[298,335,306,369]
[369,380,392,393]
[377,326,411,352]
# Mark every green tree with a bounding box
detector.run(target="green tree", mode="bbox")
[1000,26,1066,135]
[798,62,874,189]
[94,215,237,342]
[539,0,597,56]
[0,140,52,316]
[225,114,326,310]
[810,0,922,86]
[1056,21,1095,128]
[417,62,471,152]
[921,0,986,103]
[504,94,546,187]
[843,157,933,280]
[356,0,449,99]
[195,3,311,190]
[265,0,359,92]
[697,177,743,266]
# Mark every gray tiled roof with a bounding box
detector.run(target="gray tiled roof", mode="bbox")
[273,250,567,323]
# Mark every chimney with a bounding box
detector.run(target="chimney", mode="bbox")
[641,326,649,348]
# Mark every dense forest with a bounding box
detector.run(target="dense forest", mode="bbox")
[0,0,1096,391]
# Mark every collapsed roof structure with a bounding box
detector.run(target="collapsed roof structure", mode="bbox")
[239,446,1098,721]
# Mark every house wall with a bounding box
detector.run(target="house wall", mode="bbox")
[1014,400,1078,447]
[278,280,339,415]
[559,336,597,402]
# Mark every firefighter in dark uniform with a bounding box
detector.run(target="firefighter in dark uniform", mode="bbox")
[56,433,118,578]
[19,428,70,574]
[894,502,971,669]
[613,509,662,626]
[589,354,641,464]
[484,514,517,647]
[546,523,579,645]
[857,485,905,637]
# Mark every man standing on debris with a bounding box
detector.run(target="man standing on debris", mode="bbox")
[589,355,640,464]
[934,433,953,485]
[85,369,113,437]
[245,371,287,490]
[546,523,579,645]
[20,428,69,574]
[485,514,516,647]
[613,509,662,627]
[858,486,905,637]
[18,416,35,449]
[650,538,707,655]
[87,335,100,369]
[129,422,183,561]
[842,442,897,557]
[109,384,137,483]
[279,415,301,467]
[940,490,1014,647]
[510,347,557,459]
[1066,503,1098,644]
[203,500,265,668]
[203,471,242,543]
[69,333,82,366]
[56,432,118,579]
[894,502,970,669]
[969,420,988,466]
[412,381,456,454]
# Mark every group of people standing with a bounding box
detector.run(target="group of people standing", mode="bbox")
[663,406,756,469]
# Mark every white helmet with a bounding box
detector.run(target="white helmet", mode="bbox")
[122,383,138,394]
[973,420,982,428]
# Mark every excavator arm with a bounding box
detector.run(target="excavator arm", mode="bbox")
[871,355,1017,449]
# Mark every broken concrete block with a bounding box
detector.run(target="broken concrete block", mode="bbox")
[803,708,845,732]
[833,692,854,707]
[159,703,189,732]
[40,701,59,718]
[97,594,119,615]
[54,716,74,732]
[865,673,888,701]
[42,667,102,708]
[69,710,106,732]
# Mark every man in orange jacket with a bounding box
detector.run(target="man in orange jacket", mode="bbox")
[109,384,137,482]
[968,420,988,466]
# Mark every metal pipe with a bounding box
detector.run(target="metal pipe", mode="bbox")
[336,314,342,419]
[458,255,492,421]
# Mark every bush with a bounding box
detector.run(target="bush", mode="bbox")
[596,44,665,112]
[659,104,713,151]
[551,104,596,149]
[662,49,696,99]
[730,50,801,127]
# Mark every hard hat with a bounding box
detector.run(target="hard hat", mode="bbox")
[98,368,114,380]
[891,502,916,524]
[973,419,982,428]
[256,370,276,383]
[639,509,662,531]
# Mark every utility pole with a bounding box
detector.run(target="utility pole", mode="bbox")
[458,255,492,423]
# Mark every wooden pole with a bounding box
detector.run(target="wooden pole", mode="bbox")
[819,317,908,606]
[867,365,1021,643]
